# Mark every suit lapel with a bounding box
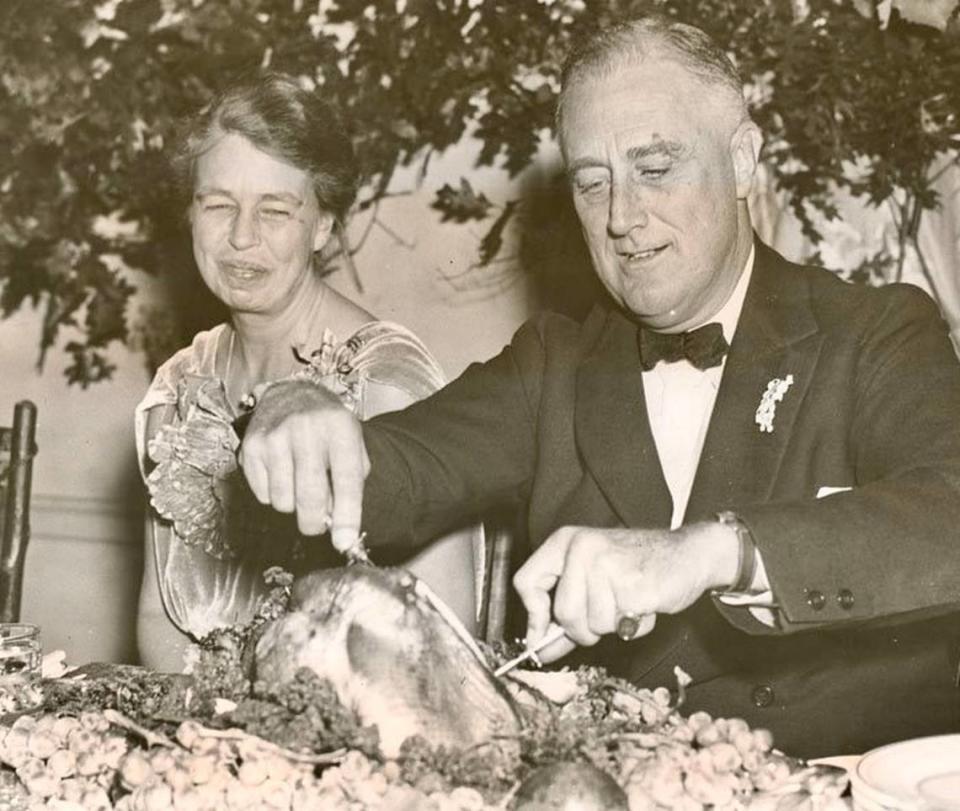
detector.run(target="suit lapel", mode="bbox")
[685,241,824,521]
[575,308,674,528]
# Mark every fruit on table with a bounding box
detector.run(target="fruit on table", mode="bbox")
[0,566,850,810]
[0,711,127,809]
[515,762,629,810]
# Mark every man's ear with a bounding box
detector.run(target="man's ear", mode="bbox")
[730,120,763,199]
[312,211,336,253]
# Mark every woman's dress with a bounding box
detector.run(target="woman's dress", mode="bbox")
[135,321,482,640]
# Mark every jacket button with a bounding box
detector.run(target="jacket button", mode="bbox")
[806,589,826,611]
[837,589,855,610]
[751,684,775,708]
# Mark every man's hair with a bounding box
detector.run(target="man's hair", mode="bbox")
[170,71,359,223]
[557,15,749,133]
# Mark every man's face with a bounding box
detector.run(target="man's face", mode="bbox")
[561,58,759,332]
[190,133,332,316]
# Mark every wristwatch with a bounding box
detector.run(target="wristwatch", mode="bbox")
[716,511,758,592]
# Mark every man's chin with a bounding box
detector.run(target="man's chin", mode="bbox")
[619,298,685,332]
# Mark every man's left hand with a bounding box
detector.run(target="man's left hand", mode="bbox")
[513,522,739,663]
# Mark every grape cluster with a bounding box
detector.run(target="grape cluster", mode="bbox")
[4,661,845,811]
[611,711,785,809]
[112,720,317,811]
[292,751,497,811]
[510,674,846,811]
[0,711,505,811]
[0,711,130,810]
[115,728,497,811]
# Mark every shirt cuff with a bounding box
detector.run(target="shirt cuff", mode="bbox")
[716,590,778,627]
[716,589,775,607]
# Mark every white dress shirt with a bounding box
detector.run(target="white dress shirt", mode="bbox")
[642,247,754,530]
[641,247,774,613]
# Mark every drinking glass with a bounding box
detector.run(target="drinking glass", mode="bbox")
[0,624,42,713]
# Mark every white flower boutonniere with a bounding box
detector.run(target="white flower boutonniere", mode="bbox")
[755,374,795,433]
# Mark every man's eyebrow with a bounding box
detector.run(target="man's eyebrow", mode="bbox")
[565,141,686,175]
[259,192,304,206]
[626,141,685,161]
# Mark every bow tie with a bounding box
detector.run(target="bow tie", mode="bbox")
[637,322,729,371]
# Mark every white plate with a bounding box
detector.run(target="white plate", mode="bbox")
[852,734,960,810]
[918,772,960,809]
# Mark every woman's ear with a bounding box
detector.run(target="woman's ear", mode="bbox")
[730,120,764,199]
[313,211,336,253]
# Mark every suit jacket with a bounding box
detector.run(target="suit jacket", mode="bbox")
[362,240,960,757]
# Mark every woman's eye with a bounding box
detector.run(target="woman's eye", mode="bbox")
[203,203,233,212]
[640,166,669,180]
[260,208,293,219]
[575,177,609,197]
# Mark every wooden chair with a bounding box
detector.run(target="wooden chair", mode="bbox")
[0,401,38,623]
[478,525,512,644]
[477,507,524,645]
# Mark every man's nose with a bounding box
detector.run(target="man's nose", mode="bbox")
[608,183,648,236]
[229,208,260,250]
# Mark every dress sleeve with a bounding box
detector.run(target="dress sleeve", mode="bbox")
[134,327,224,478]
[136,327,264,641]
[336,321,448,417]
[134,354,184,479]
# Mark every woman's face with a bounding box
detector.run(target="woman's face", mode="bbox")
[190,133,333,316]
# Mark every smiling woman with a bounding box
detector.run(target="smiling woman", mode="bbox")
[189,134,334,333]
[133,73,480,671]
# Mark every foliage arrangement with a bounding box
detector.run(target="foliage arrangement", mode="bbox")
[1,0,957,385]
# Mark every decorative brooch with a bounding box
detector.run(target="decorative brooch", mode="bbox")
[237,329,363,416]
[755,374,794,433]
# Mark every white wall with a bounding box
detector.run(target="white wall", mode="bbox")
[330,137,544,377]
[0,307,148,664]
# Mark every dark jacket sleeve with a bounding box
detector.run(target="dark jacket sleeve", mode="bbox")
[359,317,548,548]
[730,285,960,632]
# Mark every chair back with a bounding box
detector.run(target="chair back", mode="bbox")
[0,400,37,623]
[477,506,526,645]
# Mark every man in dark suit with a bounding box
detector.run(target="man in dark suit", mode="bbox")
[241,16,960,756]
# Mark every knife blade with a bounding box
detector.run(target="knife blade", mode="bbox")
[494,623,568,677]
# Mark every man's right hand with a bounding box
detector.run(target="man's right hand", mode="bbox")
[238,379,370,549]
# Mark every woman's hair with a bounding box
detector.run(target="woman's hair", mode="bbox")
[557,15,749,133]
[170,72,359,223]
